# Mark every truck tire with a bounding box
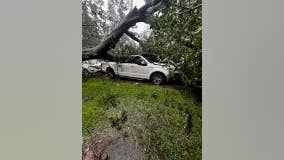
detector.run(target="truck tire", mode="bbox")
[151,72,165,85]
[106,68,116,79]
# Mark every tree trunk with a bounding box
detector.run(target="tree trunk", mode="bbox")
[82,0,164,60]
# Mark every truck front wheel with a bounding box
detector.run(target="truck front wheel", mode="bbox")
[151,72,165,85]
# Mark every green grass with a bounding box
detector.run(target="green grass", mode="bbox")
[82,78,201,160]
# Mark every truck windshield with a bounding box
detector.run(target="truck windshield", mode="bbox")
[143,55,158,63]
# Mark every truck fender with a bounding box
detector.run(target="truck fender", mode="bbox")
[148,69,169,80]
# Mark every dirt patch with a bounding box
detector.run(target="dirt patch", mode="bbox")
[83,128,145,160]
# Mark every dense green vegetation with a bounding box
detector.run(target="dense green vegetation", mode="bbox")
[83,78,201,159]
[145,0,202,90]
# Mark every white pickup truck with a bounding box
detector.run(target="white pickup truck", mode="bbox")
[101,55,176,85]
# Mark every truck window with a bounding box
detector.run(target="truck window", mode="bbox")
[133,56,143,64]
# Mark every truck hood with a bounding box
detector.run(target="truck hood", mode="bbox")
[153,62,166,66]
[152,62,176,71]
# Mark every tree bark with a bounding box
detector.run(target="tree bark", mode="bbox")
[82,0,164,59]
[125,30,142,44]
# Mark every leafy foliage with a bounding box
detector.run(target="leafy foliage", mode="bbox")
[105,0,134,34]
[145,0,202,91]
[110,38,140,56]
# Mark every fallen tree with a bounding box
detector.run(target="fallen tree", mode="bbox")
[82,0,164,60]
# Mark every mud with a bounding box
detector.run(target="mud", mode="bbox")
[83,128,145,160]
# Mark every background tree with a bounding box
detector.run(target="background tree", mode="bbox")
[145,0,202,94]
[82,0,106,48]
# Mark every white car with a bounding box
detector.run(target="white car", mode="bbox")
[82,59,104,76]
[101,55,176,85]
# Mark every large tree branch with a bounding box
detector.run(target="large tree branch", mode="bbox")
[125,30,141,44]
[146,1,163,14]
[82,0,164,59]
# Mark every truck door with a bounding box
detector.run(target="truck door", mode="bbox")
[117,56,134,77]
[129,56,149,78]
